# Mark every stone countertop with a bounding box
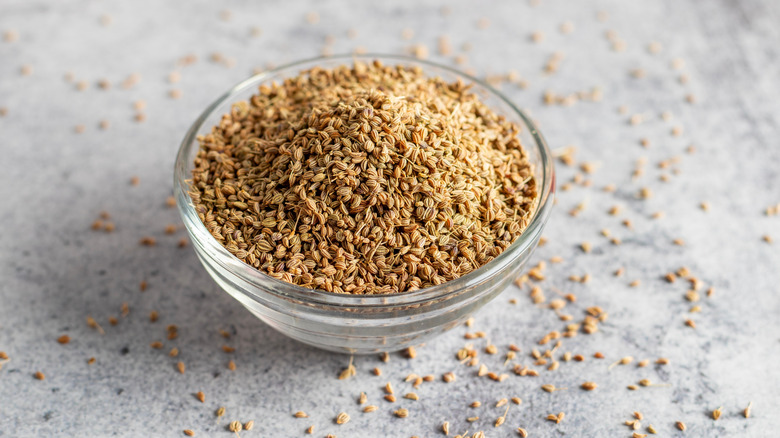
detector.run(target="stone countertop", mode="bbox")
[0,0,778,436]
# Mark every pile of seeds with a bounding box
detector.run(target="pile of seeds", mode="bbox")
[189,60,538,294]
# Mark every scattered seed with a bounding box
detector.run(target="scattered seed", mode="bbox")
[546,412,565,424]
[177,361,185,374]
[394,408,409,418]
[581,382,597,391]
[712,407,722,420]
[183,430,195,436]
[195,391,205,403]
[86,316,104,334]
[339,356,356,380]
[3,30,19,42]
[57,335,71,344]
[335,412,350,425]
[676,421,686,431]
[541,384,566,392]
[744,401,753,418]
[244,421,254,431]
[363,405,378,413]
[34,371,45,380]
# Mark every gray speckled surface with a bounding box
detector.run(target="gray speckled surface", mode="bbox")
[1,0,779,436]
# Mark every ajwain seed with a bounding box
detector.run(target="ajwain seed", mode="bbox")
[394,408,408,418]
[335,412,350,425]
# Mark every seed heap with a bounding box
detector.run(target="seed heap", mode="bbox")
[190,61,538,294]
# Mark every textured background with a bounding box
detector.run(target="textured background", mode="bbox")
[1,0,779,437]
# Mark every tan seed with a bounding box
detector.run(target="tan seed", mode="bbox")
[244,421,254,431]
[581,382,597,391]
[183,430,195,436]
[676,421,686,431]
[335,412,350,425]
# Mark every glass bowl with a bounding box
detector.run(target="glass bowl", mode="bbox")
[174,54,555,354]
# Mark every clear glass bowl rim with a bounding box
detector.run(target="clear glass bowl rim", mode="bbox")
[174,53,555,308]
